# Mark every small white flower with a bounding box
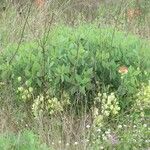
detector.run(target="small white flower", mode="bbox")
[102,134,107,141]
[18,86,24,92]
[133,139,136,142]
[118,125,122,129]
[97,129,101,132]
[103,93,107,98]
[22,95,26,100]
[58,140,61,144]
[25,80,30,86]
[145,140,148,143]
[66,143,69,146]
[105,129,111,134]
[98,92,102,97]
[85,139,89,142]
[27,94,31,99]
[107,129,111,132]
[29,87,33,93]
[143,124,147,128]
[52,142,54,145]
[18,77,22,82]
[110,105,114,110]
[104,111,110,116]
[140,112,145,117]
[86,125,90,129]
[74,142,78,145]
[93,107,99,116]
[100,146,104,149]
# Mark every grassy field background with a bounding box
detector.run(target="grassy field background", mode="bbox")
[0,0,150,150]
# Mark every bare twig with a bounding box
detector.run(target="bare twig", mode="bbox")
[9,1,33,64]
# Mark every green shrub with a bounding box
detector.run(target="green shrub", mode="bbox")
[89,116,149,150]
[0,24,150,115]
[134,82,150,117]
[0,130,51,150]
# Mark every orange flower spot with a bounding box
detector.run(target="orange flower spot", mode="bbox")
[127,8,142,21]
[118,66,128,74]
[35,0,45,8]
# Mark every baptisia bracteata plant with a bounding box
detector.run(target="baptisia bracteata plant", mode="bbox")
[93,91,120,127]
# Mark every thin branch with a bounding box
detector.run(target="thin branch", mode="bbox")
[9,1,33,64]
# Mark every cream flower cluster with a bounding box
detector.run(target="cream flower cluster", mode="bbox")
[95,92,120,117]
[93,92,120,126]
[135,83,150,117]
[32,94,44,117]
[32,92,70,118]
[17,77,33,101]
[101,92,120,116]
[47,97,63,115]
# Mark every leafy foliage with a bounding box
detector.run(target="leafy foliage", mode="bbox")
[0,25,150,115]
[0,130,51,150]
